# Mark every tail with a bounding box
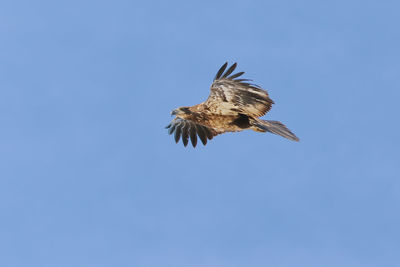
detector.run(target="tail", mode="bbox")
[251,119,299,141]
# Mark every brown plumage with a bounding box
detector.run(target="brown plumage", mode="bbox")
[166,62,299,147]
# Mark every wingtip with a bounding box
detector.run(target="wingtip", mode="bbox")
[214,62,228,80]
[222,62,238,78]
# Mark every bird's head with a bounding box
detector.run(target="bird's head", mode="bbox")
[171,107,192,117]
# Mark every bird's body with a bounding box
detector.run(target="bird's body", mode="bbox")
[166,62,299,147]
[173,105,248,133]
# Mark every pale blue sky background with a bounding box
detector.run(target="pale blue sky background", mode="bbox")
[1,0,399,266]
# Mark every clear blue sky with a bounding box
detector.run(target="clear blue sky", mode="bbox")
[1,0,399,266]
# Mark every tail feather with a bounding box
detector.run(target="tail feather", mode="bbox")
[251,119,299,141]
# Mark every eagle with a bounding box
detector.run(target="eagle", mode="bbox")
[166,62,299,147]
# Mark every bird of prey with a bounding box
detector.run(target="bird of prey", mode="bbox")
[166,62,299,147]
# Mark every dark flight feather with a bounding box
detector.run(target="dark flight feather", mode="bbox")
[214,62,228,80]
[222,62,237,78]
[195,124,207,145]
[189,123,197,147]
[181,123,189,147]
[228,71,244,79]
[174,122,182,143]
[168,123,176,135]
[234,78,252,82]
[204,127,214,140]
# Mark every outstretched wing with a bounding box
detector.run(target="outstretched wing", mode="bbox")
[165,118,218,147]
[204,62,274,118]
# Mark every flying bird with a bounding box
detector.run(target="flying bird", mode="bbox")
[166,62,299,147]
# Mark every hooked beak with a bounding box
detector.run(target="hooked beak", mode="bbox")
[171,109,178,116]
